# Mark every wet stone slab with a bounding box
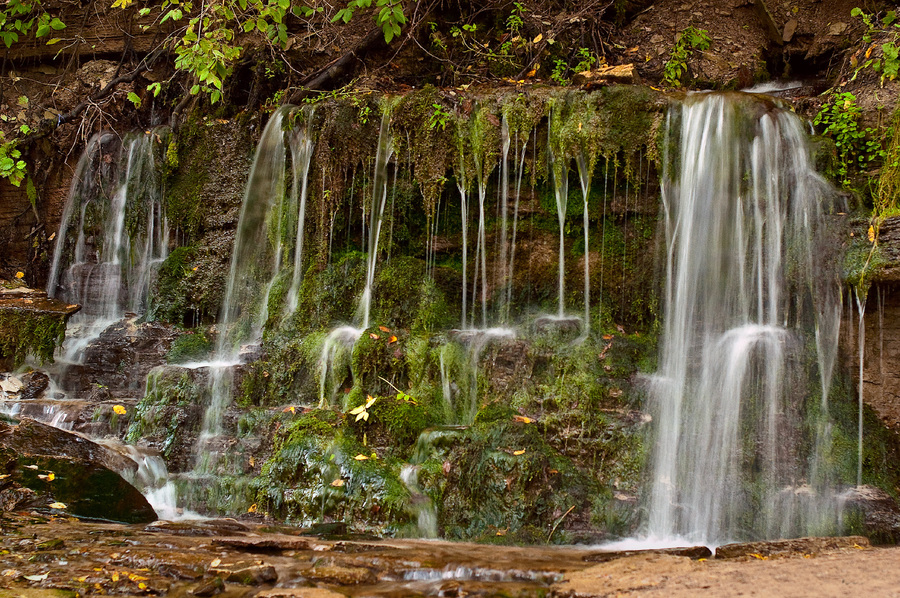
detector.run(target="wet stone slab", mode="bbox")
[0,513,894,597]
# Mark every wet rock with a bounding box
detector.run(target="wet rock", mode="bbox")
[256,589,347,598]
[147,519,252,537]
[714,535,869,559]
[0,418,156,523]
[843,485,900,544]
[59,319,180,397]
[17,371,49,401]
[220,564,277,585]
[582,545,712,563]
[192,576,226,596]
[213,535,310,552]
[553,553,695,597]
[301,565,375,585]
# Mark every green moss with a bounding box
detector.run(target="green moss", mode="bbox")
[349,393,439,453]
[125,367,207,457]
[254,415,413,531]
[0,309,67,366]
[439,418,596,542]
[166,330,213,363]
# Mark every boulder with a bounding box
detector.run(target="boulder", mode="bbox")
[0,417,157,523]
[843,485,900,544]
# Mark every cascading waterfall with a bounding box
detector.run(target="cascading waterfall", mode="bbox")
[285,107,315,313]
[645,93,844,546]
[195,105,299,474]
[576,151,592,334]
[48,132,168,361]
[548,109,570,319]
[318,107,394,406]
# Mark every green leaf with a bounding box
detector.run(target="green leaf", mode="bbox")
[138,7,151,16]
[127,91,142,107]
[243,19,255,32]
[147,82,162,97]
[257,17,268,32]
[190,84,200,95]
[50,17,65,30]
[35,24,49,37]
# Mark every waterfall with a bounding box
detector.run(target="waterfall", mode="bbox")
[548,110,569,319]
[48,132,168,361]
[645,93,843,546]
[195,105,294,474]
[356,109,395,331]
[318,106,394,407]
[285,108,315,313]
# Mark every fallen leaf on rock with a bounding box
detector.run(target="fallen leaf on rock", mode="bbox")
[513,415,533,423]
[330,479,345,487]
[48,502,67,509]
[24,573,49,581]
[513,449,526,455]
[378,325,390,333]
[113,405,127,415]
[354,454,369,461]
[25,465,38,470]
[369,333,380,340]
[15,272,24,279]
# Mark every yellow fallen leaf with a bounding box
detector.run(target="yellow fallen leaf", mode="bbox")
[112,572,120,582]
[496,529,507,536]
[0,474,8,479]
[513,449,526,455]
[128,573,148,582]
[365,395,377,408]
[369,333,380,340]
[48,502,67,509]
[138,582,147,590]
[15,271,24,279]
[247,503,257,513]
[532,33,542,43]
[513,415,533,424]
[388,335,398,344]
[525,68,538,78]
[354,454,369,461]
[38,473,55,481]
[192,266,198,271]
[3,570,19,577]
[868,225,875,242]
[113,405,127,415]
[77,575,88,582]
[330,479,345,487]
[378,325,391,333]
[282,406,296,413]
[210,559,221,567]
[749,553,768,560]
[24,573,48,581]
[698,558,707,562]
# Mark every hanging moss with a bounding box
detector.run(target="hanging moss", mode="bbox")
[391,86,457,216]
[0,309,67,366]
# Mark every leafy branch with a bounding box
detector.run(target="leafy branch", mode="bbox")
[332,0,407,43]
